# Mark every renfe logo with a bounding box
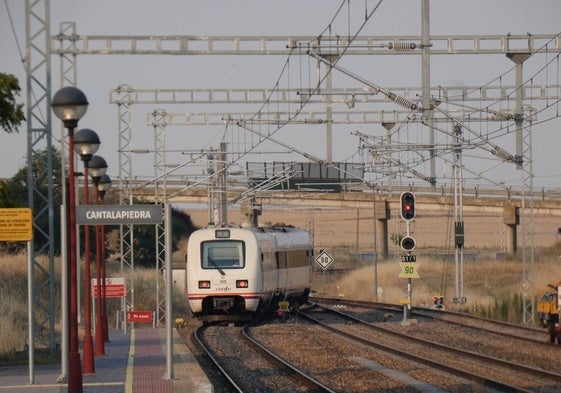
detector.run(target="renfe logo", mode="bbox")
[126,311,153,323]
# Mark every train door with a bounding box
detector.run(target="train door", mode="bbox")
[256,235,275,291]
[277,249,288,290]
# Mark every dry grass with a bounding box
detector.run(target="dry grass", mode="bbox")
[314,257,560,313]
[0,254,34,355]
[0,255,189,360]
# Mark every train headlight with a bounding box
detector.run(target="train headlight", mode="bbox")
[198,280,211,289]
[236,279,249,288]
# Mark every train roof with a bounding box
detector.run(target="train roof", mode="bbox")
[189,224,312,247]
[199,223,307,232]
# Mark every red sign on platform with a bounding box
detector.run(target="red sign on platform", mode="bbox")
[126,311,153,323]
[91,277,126,298]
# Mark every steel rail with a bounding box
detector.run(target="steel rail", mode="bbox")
[241,325,337,393]
[194,324,334,393]
[315,297,548,345]
[192,326,244,393]
[303,303,560,393]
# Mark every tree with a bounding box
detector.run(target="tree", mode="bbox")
[0,73,25,134]
[131,205,198,268]
[0,180,15,208]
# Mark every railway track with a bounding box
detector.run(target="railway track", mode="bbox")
[178,298,561,392]
[302,302,561,392]
[193,323,334,393]
[411,305,549,343]
[316,297,549,344]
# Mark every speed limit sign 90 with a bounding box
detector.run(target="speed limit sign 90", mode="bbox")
[315,250,334,270]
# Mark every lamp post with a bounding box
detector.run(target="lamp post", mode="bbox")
[97,174,112,342]
[89,155,107,355]
[74,128,100,374]
[51,86,89,393]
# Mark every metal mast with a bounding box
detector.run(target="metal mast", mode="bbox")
[25,0,56,361]
[421,0,435,185]
[114,85,136,330]
[149,109,168,327]
[507,53,535,324]
[452,123,466,304]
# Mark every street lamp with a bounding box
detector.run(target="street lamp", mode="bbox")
[89,155,107,356]
[97,174,112,343]
[51,86,89,393]
[73,128,100,374]
[98,173,112,195]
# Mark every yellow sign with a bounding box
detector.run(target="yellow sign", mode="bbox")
[399,262,420,278]
[0,208,33,241]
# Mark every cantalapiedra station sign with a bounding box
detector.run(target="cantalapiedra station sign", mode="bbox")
[75,205,163,225]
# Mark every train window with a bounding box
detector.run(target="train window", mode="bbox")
[286,249,311,268]
[279,251,288,269]
[201,240,245,270]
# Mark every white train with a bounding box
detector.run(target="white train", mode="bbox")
[186,225,313,322]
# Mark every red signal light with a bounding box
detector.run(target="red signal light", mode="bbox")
[400,192,416,220]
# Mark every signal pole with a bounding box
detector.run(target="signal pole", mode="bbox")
[399,192,418,323]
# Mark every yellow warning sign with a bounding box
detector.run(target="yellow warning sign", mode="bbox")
[0,208,32,241]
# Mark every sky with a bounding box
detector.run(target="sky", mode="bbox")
[1,0,561,192]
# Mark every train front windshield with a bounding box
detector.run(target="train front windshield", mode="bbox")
[201,240,245,270]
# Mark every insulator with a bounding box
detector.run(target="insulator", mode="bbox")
[388,41,418,51]
[490,109,513,121]
[304,118,323,124]
[388,92,418,110]
[491,147,513,162]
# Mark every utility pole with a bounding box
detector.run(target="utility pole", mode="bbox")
[452,123,466,305]
[421,0,436,186]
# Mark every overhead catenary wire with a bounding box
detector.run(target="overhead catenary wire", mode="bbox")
[438,31,561,103]
[306,51,419,111]
[3,0,25,69]
[219,0,385,190]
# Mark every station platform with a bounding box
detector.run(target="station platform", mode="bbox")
[0,328,212,393]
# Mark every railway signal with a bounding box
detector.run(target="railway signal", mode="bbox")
[399,192,417,323]
[400,192,416,220]
[400,235,416,252]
